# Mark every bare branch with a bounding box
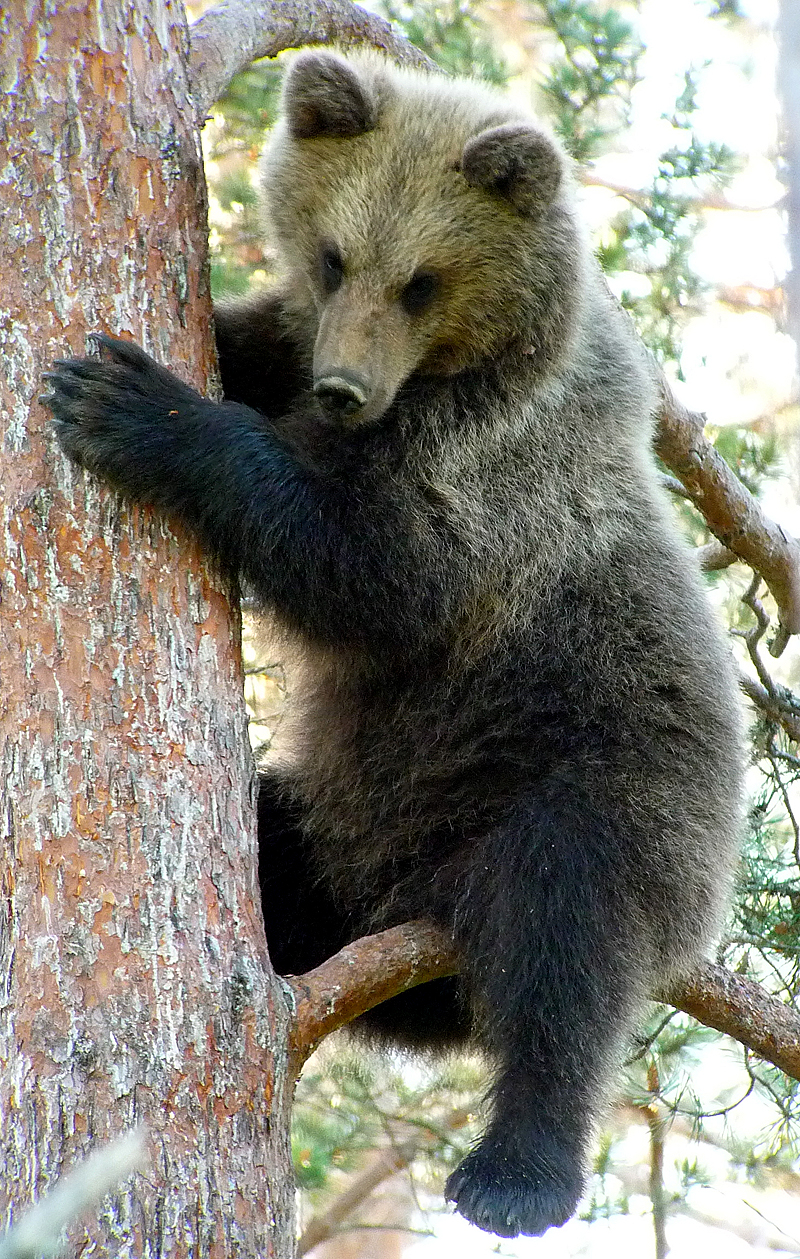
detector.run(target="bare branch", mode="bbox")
[655,373,800,638]
[286,921,800,1083]
[739,672,800,742]
[582,171,780,215]
[285,920,457,1073]
[663,962,800,1081]
[697,540,738,573]
[188,0,434,122]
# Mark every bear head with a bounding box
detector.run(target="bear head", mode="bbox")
[261,49,585,426]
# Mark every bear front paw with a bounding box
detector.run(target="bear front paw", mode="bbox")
[41,334,200,498]
[445,1139,583,1238]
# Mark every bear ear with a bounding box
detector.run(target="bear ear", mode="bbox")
[283,51,378,140]
[461,123,563,216]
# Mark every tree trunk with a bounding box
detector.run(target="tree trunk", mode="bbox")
[0,3,294,1254]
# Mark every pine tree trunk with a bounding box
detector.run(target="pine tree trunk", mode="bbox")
[0,3,294,1253]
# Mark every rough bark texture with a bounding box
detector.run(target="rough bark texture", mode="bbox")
[665,962,800,1081]
[0,4,293,1254]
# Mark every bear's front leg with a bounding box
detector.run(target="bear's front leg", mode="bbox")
[42,333,212,505]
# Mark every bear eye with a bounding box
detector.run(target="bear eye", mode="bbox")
[400,270,440,315]
[319,244,344,295]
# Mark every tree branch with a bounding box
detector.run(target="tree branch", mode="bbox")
[582,171,780,215]
[664,961,800,1080]
[286,921,800,1083]
[654,372,800,639]
[285,920,456,1074]
[188,0,434,122]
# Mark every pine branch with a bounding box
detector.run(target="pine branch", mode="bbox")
[285,920,456,1074]
[286,922,800,1082]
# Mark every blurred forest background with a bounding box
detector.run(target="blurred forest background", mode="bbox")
[190,1,800,1254]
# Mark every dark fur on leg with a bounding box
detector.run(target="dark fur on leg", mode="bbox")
[444,781,651,1238]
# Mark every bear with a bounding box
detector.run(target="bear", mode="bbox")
[42,48,744,1240]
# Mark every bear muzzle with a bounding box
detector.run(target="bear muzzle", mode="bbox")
[313,370,370,420]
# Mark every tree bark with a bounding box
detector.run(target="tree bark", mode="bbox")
[0,4,293,1254]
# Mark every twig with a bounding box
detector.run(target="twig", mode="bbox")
[739,672,800,743]
[297,1106,470,1254]
[643,1063,669,1259]
[582,171,780,215]
[188,0,435,122]
[297,1140,418,1255]
[286,922,800,1083]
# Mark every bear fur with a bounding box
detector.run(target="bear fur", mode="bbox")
[45,49,744,1239]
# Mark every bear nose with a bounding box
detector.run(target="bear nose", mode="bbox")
[314,372,369,419]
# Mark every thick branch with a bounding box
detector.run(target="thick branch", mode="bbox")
[188,0,433,122]
[287,922,800,1083]
[655,374,800,637]
[284,921,457,1073]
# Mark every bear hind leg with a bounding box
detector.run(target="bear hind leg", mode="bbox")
[446,787,650,1238]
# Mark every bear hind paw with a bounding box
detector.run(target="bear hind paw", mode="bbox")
[445,1139,583,1238]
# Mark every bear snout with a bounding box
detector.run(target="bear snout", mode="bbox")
[313,370,369,419]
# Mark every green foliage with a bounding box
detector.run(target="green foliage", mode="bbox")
[381,0,508,82]
[711,424,781,497]
[536,0,644,160]
[292,1047,484,1204]
[205,61,283,299]
[605,68,738,366]
[212,62,282,153]
[733,732,800,1001]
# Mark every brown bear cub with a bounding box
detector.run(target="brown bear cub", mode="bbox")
[45,49,744,1239]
